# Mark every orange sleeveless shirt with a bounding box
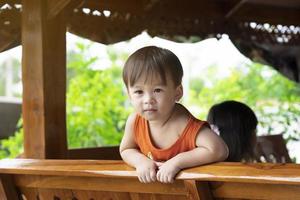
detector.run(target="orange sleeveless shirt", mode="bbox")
[133,114,208,161]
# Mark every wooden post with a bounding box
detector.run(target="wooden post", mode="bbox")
[22,0,67,158]
[184,180,213,200]
[0,174,19,200]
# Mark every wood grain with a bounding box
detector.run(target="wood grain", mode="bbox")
[0,174,19,200]
[22,0,67,159]
[0,159,299,185]
[1,159,300,199]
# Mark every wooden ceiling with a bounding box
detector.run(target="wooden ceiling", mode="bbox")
[0,0,300,81]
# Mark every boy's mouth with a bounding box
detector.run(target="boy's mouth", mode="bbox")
[143,108,157,112]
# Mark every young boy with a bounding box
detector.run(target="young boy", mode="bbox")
[120,46,228,183]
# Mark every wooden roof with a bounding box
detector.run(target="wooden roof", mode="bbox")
[1,0,300,46]
[1,0,299,81]
[0,0,300,82]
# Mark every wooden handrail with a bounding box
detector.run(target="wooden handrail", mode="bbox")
[1,159,300,199]
[0,159,300,185]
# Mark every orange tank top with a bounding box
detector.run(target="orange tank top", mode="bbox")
[133,114,208,161]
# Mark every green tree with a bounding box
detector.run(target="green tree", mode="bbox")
[67,65,130,147]
[0,119,23,158]
[0,42,131,157]
[66,42,131,148]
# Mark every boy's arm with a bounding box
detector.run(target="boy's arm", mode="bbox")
[119,113,157,183]
[175,126,229,168]
[156,127,228,183]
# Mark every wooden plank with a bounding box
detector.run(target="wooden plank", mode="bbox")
[73,190,131,200]
[130,192,187,200]
[38,188,74,200]
[0,174,19,200]
[67,146,121,160]
[211,182,300,200]
[179,162,300,185]
[14,174,187,195]
[184,180,213,200]
[1,159,300,199]
[47,0,71,19]
[1,160,300,185]
[19,187,39,200]
[230,2,300,25]
[22,0,67,159]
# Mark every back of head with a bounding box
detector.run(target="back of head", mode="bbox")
[207,100,258,162]
[122,46,183,88]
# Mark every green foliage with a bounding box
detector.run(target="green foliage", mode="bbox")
[66,42,130,148]
[0,42,131,157]
[0,119,23,158]
[66,65,130,148]
[187,62,300,161]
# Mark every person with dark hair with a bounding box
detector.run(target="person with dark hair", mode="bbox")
[207,100,258,162]
[120,46,228,184]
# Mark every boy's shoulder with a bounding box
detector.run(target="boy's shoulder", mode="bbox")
[127,112,138,123]
[176,103,207,122]
[175,103,193,119]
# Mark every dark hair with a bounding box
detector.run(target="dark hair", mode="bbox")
[122,46,183,88]
[207,100,258,162]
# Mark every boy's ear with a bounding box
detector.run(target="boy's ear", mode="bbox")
[175,84,183,102]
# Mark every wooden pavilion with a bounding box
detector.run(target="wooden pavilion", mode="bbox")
[0,0,300,199]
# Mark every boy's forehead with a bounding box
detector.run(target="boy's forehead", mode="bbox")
[131,73,175,87]
[134,74,165,86]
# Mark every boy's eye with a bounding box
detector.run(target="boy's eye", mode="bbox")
[154,88,162,93]
[134,90,143,94]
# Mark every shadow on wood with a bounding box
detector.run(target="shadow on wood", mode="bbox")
[68,146,121,160]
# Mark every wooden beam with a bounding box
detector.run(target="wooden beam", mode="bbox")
[211,182,300,199]
[0,9,21,53]
[67,146,121,160]
[225,0,248,19]
[0,174,19,200]
[1,160,300,199]
[1,160,300,185]
[76,0,146,14]
[230,3,300,25]
[22,0,67,158]
[184,180,213,200]
[14,175,187,195]
[47,0,71,19]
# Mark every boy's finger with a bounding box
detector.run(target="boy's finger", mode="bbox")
[155,161,163,167]
[145,173,152,183]
[150,170,156,181]
[156,170,161,182]
[168,175,174,183]
[138,175,144,183]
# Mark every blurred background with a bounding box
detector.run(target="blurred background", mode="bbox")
[0,32,299,162]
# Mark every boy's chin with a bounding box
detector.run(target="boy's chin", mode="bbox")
[142,112,159,121]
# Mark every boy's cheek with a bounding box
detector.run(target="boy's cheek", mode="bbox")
[127,93,135,102]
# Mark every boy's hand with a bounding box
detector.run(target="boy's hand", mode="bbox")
[136,159,157,183]
[156,159,181,183]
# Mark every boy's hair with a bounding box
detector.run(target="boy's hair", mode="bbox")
[122,46,183,88]
[207,100,258,162]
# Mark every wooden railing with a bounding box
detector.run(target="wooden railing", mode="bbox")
[0,159,300,200]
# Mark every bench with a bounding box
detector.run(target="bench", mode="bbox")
[0,159,300,200]
[255,134,292,163]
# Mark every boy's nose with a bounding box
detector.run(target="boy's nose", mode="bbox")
[144,93,155,104]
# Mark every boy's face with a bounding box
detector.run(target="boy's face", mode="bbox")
[127,73,182,122]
